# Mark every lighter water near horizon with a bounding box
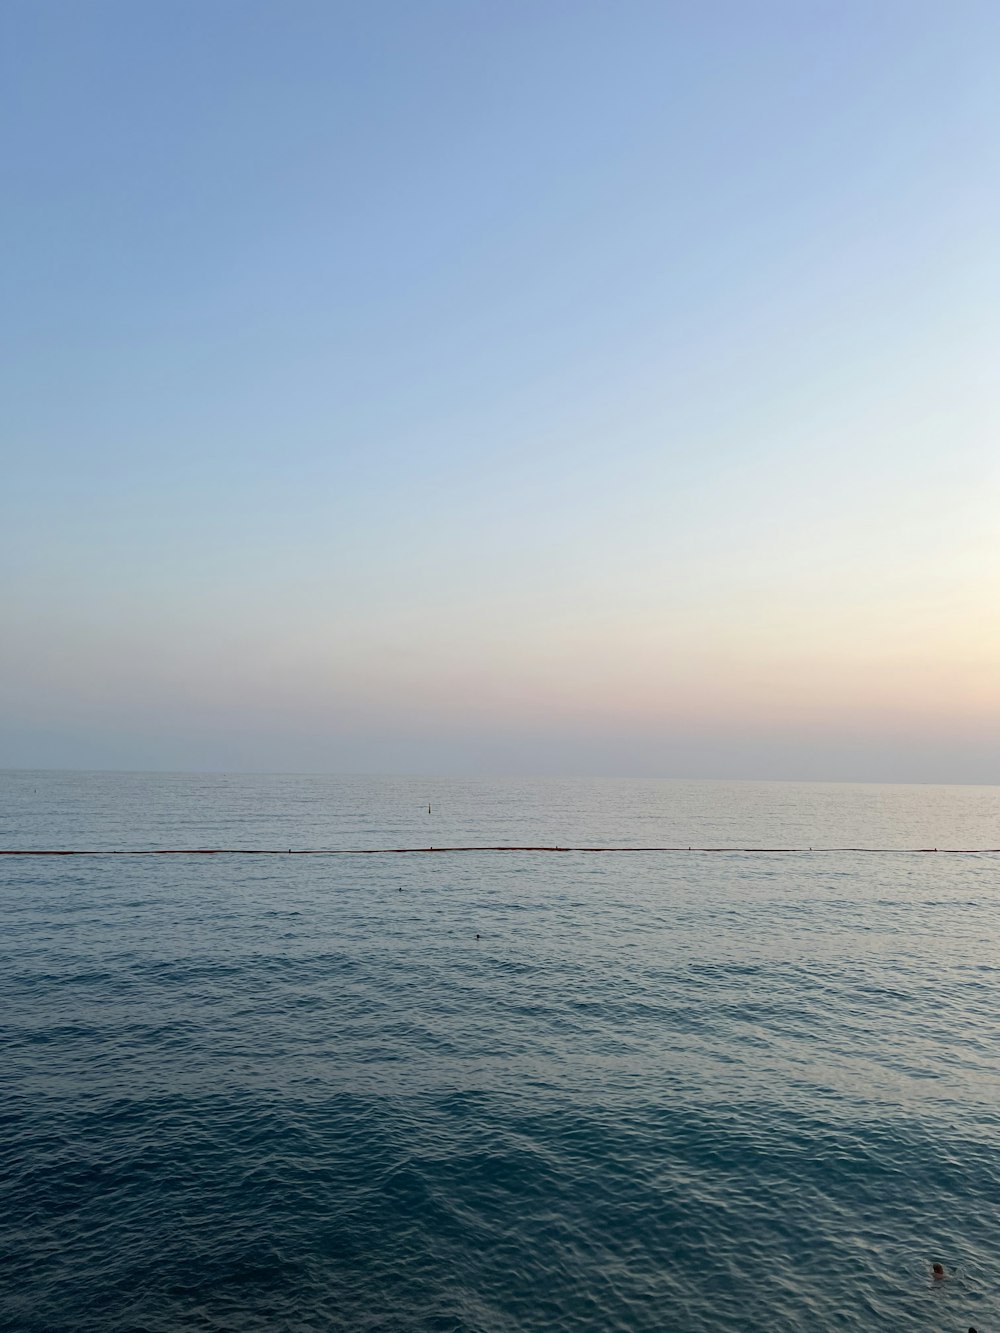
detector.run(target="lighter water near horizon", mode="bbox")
[2,772,998,1332]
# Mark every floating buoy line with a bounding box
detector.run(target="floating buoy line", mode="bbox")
[0,845,996,857]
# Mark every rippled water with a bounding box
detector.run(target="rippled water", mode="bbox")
[2,772,998,1332]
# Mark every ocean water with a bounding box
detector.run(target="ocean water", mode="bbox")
[1,772,998,1333]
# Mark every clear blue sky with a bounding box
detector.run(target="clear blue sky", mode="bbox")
[3,1,999,779]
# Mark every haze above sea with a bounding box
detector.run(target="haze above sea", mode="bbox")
[2,772,998,1332]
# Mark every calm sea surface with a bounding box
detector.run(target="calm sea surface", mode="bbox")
[2,772,998,1332]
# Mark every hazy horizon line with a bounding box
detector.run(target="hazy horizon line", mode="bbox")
[3,765,998,790]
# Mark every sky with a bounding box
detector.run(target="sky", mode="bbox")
[2,0,999,781]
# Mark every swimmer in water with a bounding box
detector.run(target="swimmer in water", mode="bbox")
[931,1263,946,1279]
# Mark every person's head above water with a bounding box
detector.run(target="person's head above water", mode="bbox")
[931,1263,945,1279]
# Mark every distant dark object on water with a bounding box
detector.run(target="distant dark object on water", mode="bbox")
[932,1263,945,1279]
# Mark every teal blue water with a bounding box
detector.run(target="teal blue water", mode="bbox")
[2,772,998,1332]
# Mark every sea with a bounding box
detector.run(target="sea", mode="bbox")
[1,771,997,1333]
